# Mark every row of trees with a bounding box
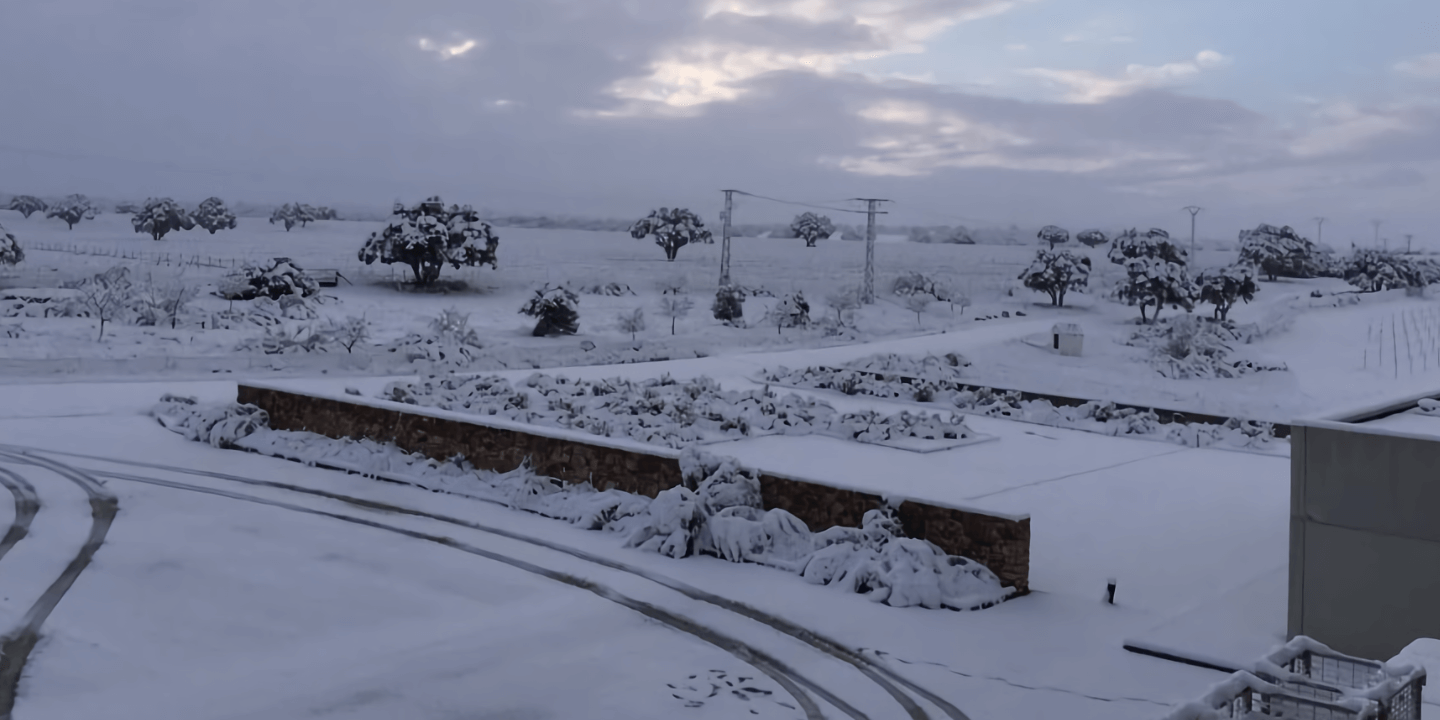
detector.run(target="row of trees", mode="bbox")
[5,194,336,233]
[1017,223,1440,323]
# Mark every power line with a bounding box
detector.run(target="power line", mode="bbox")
[728,189,873,215]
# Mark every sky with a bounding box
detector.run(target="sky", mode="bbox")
[3,0,1438,245]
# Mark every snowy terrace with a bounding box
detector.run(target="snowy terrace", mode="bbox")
[253,371,1292,615]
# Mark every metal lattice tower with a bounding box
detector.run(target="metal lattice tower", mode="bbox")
[852,198,889,303]
[719,190,735,286]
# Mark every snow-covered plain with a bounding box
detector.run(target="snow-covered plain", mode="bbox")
[2,209,1439,718]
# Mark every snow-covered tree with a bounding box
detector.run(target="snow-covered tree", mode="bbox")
[0,223,23,266]
[294,203,319,228]
[630,207,712,261]
[1109,228,1195,323]
[1195,264,1259,320]
[1076,229,1108,248]
[134,273,198,329]
[46,194,97,229]
[1038,225,1070,249]
[616,308,645,341]
[269,203,299,231]
[113,201,141,214]
[904,293,932,328]
[766,291,810,333]
[315,206,339,220]
[131,197,196,241]
[193,197,237,234]
[520,284,580,336]
[1344,249,1424,292]
[358,196,500,286]
[1018,249,1091,307]
[713,284,745,326]
[219,257,321,301]
[62,266,135,341]
[1237,223,1325,281]
[790,212,835,248]
[7,195,46,218]
[657,294,693,335]
[324,314,371,353]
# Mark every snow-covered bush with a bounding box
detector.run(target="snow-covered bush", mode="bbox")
[46,194,97,229]
[629,207,712,261]
[1076,229,1108,247]
[384,307,486,367]
[218,257,320,301]
[1237,224,1326,281]
[234,323,342,354]
[150,394,269,448]
[269,202,316,231]
[325,314,371,353]
[767,291,811,332]
[0,224,22,266]
[1037,225,1069,248]
[520,284,581,336]
[1018,249,1091,306]
[1126,315,1287,379]
[6,195,46,219]
[892,271,940,298]
[1195,264,1259,321]
[1108,228,1195,323]
[1344,249,1423,292]
[790,212,834,247]
[193,197,238,234]
[131,197,196,241]
[358,196,500,286]
[712,284,745,325]
[572,282,634,296]
[132,273,198,329]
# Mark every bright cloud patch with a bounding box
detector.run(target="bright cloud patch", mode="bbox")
[606,0,1024,112]
[1394,53,1440,79]
[1290,102,1411,158]
[1018,50,1230,104]
[418,37,479,59]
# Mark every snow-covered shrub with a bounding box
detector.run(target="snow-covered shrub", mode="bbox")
[790,212,834,247]
[59,265,140,340]
[1237,224,1326,281]
[1018,249,1091,306]
[824,286,862,327]
[1076,229,1108,247]
[572,282,634,296]
[624,485,706,558]
[325,314,371,353]
[1037,225,1069,248]
[193,197,238,234]
[233,323,341,354]
[1108,228,1195,323]
[1344,249,1423,292]
[892,271,939,298]
[385,307,486,367]
[358,196,500,286]
[132,273,198,329]
[630,207,712,261]
[150,394,269,448]
[520,284,581,336]
[1195,264,1259,320]
[767,291,811,331]
[0,224,22,266]
[7,195,46,219]
[1127,315,1287,379]
[218,257,321,301]
[45,194,97,229]
[131,197,196,241]
[712,284,745,325]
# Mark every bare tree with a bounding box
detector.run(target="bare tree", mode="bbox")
[824,286,862,327]
[657,295,693,335]
[66,267,134,341]
[904,294,933,328]
[616,308,646,341]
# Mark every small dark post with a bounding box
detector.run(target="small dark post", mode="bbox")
[1106,578,1117,605]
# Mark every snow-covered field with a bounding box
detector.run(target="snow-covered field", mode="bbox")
[2,209,1438,718]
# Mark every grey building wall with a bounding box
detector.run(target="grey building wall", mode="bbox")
[1289,422,1440,659]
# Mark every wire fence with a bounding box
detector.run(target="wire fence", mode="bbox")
[26,240,237,269]
[1363,304,1440,378]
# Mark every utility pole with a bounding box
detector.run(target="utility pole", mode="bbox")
[719,190,735,286]
[851,198,889,303]
[1406,234,1414,254]
[1183,206,1202,257]
[1314,217,1326,246]
[1373,219,1383,249]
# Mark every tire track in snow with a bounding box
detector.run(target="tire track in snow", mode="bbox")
[16,446,971,720]
[0,468,40,563]
[89,470,840,720]
[0,451,118,720]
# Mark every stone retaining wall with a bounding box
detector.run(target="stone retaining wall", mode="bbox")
[238,383,1030,593]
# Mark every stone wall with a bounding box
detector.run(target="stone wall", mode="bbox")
[238,384,1030,593]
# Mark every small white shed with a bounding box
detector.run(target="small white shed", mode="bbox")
[1052,323,1083,356]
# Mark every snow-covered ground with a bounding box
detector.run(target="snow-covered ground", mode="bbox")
[2,210,1437,718]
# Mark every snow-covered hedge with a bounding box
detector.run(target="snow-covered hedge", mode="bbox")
[150,402,1013,612]
[761,357,1285,452]
[380,372,978,450]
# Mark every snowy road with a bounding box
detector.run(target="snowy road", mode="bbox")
[0,444,972,720]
